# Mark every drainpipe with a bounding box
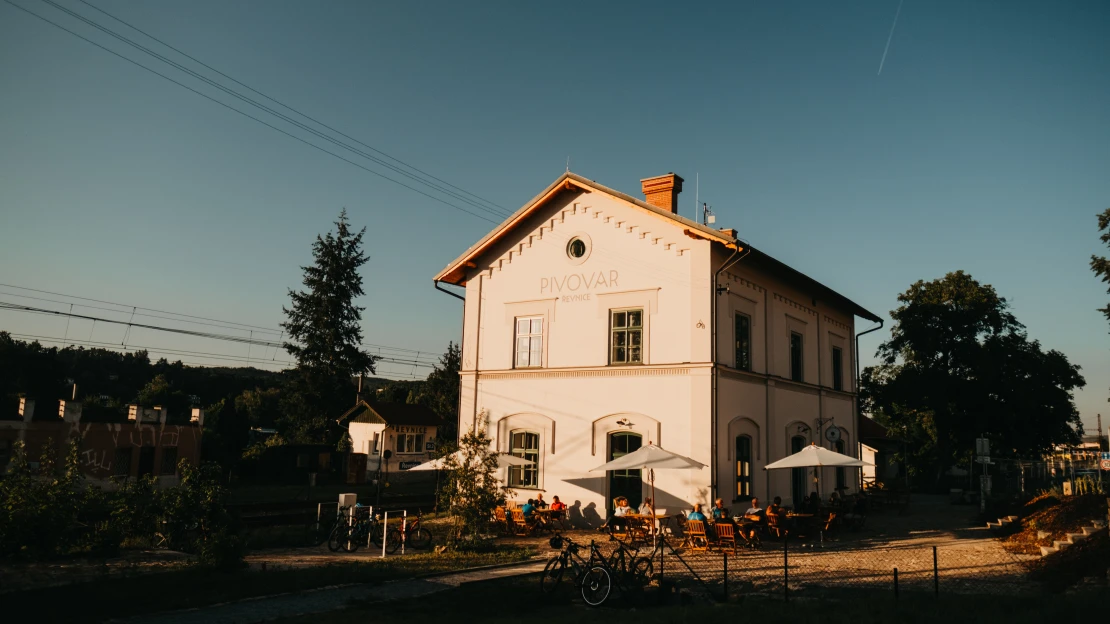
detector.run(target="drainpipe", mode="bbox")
[433,280,466,441]
[471,274,485,433]
[711,242,750,500]
[854,319,884,486]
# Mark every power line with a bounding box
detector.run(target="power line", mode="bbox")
[74,0,511,217]
[40,0,511,222]
[2,0,503,225]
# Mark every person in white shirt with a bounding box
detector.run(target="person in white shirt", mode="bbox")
[614,497,633,516]
[740,498,765,544]
[638,497,655,516]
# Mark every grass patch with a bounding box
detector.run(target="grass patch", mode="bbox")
[278,573,1108,624]
[1002,494,1106,555]
[6,545,536,623]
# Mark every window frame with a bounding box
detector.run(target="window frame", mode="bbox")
[831,346,844,391]
[609,308,644,365]
[735,434,753,502]
[835,439,847,491]
[513,316,544,369]
[789,331,804,382]
[735,313,752,371]
[507,430,540,489]
[395,432,426,455]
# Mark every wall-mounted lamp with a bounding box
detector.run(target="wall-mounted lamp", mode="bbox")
[616,418,634,427]
[796,424,811,434]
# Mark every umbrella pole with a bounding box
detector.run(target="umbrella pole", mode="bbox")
[649,468,657,535]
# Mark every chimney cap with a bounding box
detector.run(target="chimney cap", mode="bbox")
[640,173,685,214]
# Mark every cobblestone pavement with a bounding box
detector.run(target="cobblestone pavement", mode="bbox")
[115,560,548,624]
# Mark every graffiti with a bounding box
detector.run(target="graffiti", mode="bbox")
[159,430,179,447]
[81,448,112,472]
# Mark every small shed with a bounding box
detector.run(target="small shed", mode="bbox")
[338,400,444,475]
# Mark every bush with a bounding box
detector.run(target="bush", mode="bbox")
[435,412,511,549]
[0,440,243,567]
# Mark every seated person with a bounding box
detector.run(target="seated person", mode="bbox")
[534,493,548,509]
[687,503,708,522]
[601,496,632,532]
[766,496,783,517]
[828,491,841,507]
[638,497,655,516]
[549,496,567,512]
[744,497,765,519]
[711,498,731,521]
[521,498,536,520]
[805,492,821,514]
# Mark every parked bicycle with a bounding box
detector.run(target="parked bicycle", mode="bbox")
[398,510,433,550]
[541,534,652,606]
[328,505,401,554]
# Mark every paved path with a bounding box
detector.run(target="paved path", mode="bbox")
[115,560,547,624]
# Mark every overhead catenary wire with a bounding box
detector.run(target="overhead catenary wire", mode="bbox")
[1,0,503,226]
[73,0,511,218]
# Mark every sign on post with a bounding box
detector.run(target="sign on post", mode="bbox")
[975,438,990,456]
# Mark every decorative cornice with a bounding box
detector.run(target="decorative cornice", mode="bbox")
[725,272,765,294]
[774,293,817,317]
[824,315,851,332]
[471,365,702,381]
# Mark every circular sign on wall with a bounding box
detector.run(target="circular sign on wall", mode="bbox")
[825,427,842,443]
[1100,459,1110,471]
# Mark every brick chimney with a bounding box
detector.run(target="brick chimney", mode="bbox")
[640,173,684,214]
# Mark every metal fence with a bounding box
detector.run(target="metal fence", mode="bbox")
[657,538,1040,601]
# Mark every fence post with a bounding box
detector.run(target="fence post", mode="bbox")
[402,510,407,556]
[783,537,789,601]
[381,511,389,558]
[722,552,728,602]
[658,536,665,606]
[893,567,899,599]
[933,546,939,597]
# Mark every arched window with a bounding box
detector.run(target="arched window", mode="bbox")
[508,430,540,488]
[735,435,753,501]
[835,439,846,492]
[791,435,807,507]
[608,432,643,509]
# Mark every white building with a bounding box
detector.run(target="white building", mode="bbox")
[340,400,444,475]
[434,172,880,525]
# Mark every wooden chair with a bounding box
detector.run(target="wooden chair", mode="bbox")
[822,512,837,534]
[685,520,709,552]
[714,522,738,553]
[510,509,531,536]
[493,506,508,534]
[767,513,789,539]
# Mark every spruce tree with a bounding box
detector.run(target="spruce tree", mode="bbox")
[280,210,376,443]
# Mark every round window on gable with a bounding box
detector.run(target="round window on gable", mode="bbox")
[567,238,587,259]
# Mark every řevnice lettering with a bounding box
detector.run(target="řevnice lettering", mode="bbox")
[540,270,618,294]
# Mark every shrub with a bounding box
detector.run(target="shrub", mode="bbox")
[435,411,511,549]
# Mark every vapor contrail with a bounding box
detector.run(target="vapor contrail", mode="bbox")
[877,0,904,76]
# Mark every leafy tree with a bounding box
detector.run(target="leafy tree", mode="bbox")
[1089,207,1110,323]
[436,411,509,548]
[134,374,193,421]
[234,387,282,428]
[411,342,461,440]
[861,271,1085,489]
[280,210,377,443]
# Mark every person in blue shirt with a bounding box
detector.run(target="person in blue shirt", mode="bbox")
[521,499,536,519]
[711,498,731,521]
[687,503,708,522]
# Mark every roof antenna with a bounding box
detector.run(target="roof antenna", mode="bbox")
[566,156,570,173]
[694,172,699,221]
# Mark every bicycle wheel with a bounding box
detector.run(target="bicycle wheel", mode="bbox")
[580,566,612,607]
[327,523,349,552]
[540,557,566,594]
[631,556,654,587]
[385,528,402,554]
[343,527,363,553]
[408,527,433,549]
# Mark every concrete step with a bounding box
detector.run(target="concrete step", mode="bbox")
[1036,530,1051,539]
[1067,533,1087,544]
[1081,526,1098,536]
[1005,515,1019,522]
[1040,545,1058,557]
[987,522,1001,530]
[1053,540,1071,551]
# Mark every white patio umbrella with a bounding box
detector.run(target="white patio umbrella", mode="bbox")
[589,443,705,520]
[763,443,872,499]
[408,450,534,471]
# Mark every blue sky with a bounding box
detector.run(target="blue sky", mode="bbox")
[1,1,1108,432]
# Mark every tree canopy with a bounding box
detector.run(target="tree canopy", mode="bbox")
[1088,207,1110,324]
[861,271,1084,488]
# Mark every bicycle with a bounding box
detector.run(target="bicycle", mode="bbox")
[540,535,594,594]
[329,506,401,554]
[398,510,433,550]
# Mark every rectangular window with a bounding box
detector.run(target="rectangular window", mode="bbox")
[159,447,178,476]
[735,313,751,371]
[508,431,540,488]
[835,440,847,491]
[735,435,752,500]
[610,308,643,364]
[790,332,804,382]
[514,317,543,368]
[371,433,380,455]
[396,433,425,454]
[832,346,844,391]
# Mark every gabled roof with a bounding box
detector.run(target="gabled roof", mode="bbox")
[433,171,881,323]
[338,399,444,427]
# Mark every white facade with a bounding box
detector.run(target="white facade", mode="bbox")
[436,172,878,526]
